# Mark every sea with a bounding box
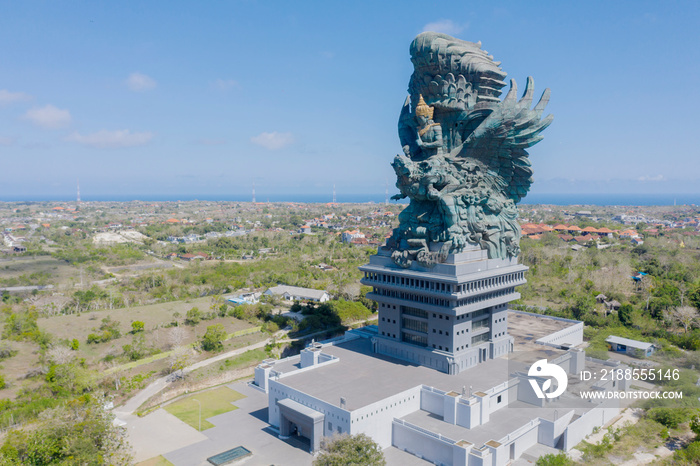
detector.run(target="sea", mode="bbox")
[1,193,698,206]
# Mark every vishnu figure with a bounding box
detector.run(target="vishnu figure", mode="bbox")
[413,95,444,159]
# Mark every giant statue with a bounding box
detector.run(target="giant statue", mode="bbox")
[387,32,553,268]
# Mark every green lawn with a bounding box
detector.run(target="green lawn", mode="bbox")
[164,386,246,430]
[136,456,174,466]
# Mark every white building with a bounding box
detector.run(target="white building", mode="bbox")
[254,312,627,464]
[341,230,365,243]
[264,285,330,303]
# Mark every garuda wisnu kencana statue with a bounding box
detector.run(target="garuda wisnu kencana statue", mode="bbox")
[387,32,553,268]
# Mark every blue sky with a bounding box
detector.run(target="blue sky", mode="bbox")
[1,1,699,201]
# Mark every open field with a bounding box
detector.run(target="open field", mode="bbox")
[136,455,174,466]
[29,297,266,388]
[0,340,42,399]
[164,386,246,430]
[0,256,80,289]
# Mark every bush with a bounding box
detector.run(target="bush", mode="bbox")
[86,318,121,344]
[70,339,79,351]
[672,440,700,464]
[536,453,573,466]
[646,407,693,428]
[201,324,227,352]
[185,307,202,325]
[131,321,145,333]
[0,374,5,389]
[262,321,280,334]
[314,433,385,466]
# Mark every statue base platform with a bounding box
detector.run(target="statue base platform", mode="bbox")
[359,245,526,374]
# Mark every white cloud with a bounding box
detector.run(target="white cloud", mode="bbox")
[637,175,666,182]
[23,105,72,129]
[213,79,238,91]
[0,89,32,106]
[250,131,294,150]
[126,72,157,92]
[66,129,153,148]
[422,19,468,35]
[0,136,15,146]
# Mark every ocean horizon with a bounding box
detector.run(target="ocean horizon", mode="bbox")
[0,192,698,206]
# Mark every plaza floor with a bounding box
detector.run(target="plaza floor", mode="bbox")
[130,379,431,465]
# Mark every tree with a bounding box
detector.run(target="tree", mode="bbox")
[313,433,385,466]
[0,394,132,464]
[569,294,594,320]
[131,321,145,333]
[618,303,635,327]
[168,346,191,373]
[185,307,202,325]
[666,306,699,333]
[47,345,74,365]
[168,326,187,349]
[201,324,227,352]
[691,414,700,437]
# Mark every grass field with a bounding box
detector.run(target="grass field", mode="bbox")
[0,256,80,288]
[164,386,246,431]
[37,296,258,365]
[136,455,174,466]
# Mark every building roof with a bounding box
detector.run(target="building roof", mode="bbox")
[266,285,328,300]
[605,335,654,350]
[278,398,324,421]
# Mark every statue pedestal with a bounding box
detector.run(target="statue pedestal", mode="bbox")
[359,245,526,374]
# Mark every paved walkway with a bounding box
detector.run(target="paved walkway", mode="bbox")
[113,338,271,417]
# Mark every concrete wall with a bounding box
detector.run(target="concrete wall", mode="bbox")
[538,410,575,448]
[501,421,539,465]
[421,386,445,417]
[393,420,458,466]
[350,386,421,448]
[268,380,350,439]
[562,401,620,450]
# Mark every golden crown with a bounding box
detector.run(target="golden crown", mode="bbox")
[415,94,434,119]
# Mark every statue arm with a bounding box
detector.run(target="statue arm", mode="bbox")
[416,125,443,149]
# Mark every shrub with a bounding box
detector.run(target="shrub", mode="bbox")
[647,407,692,428]
[131,321,145,333]
[536,453,573,466]
[201,324,227,352]
[185,307,202,325]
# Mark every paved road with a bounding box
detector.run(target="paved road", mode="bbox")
[113,338,271,417]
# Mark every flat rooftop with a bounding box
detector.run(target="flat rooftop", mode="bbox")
[401,399,590,447]
[280,337,526,411]
[508,311,577,349]
[275,311,582,412]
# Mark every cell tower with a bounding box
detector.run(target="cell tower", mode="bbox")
[252,182,256,203]
[385,179,388,205]
[77,178,81,203]
[332,184,336,204]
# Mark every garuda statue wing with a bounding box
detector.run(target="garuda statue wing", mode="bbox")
[457,77,553,203]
